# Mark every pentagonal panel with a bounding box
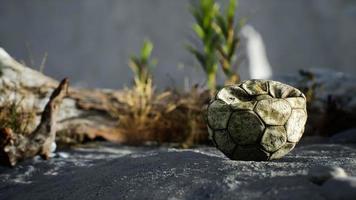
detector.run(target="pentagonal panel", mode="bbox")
[216,85,250,104]
[228,111,265,145]
[231,145,270,161]
[255,99,292,126]
[269,142,296,160]
[261,126,287,152]
[214,130,236,156]
[241,80,268,96]
[285,109,307,142]
[269,81,303,98]
[230,101,256,111]
[207,100,231,130]
[285,97,306,109]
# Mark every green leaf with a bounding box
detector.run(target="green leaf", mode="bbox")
[187,45,207,72]
[227,0,236,20]
[228,37,239,60]
[216,15,227,37]
[190,5,203,26]
[129,56,140,74]
[141,40,154,62]
[193,24,205,39]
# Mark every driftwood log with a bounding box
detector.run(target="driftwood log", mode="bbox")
[0,48,129,145]
[0,48,209,151]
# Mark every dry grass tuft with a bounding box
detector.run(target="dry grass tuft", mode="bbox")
[0,98,36,136]
[112,79,210,147]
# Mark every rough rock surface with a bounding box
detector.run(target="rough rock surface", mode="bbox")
[0,139,355,200]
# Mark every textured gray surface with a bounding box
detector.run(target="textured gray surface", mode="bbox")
[0,0,356,88]
[0,140,355,200]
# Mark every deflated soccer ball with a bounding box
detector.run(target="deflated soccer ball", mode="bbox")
[207,80,307,161]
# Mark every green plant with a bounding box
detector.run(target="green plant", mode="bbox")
[215,0,243,84]
[127,39,157,124]
[188,0,220,93]
[129,39,157,89]
[188,0,243,92]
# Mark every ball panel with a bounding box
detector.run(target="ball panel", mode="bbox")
[255,99,292,126]
[231,145,270,161]
[216,85,250,104]
[230,101,256,111]
[228,111,265,145]
[241,80,269,96]
[285,109,307,142]
[207,100,231,130]
[269,142,296,160]
[255,94,273,101]
[214,130,236,156]
[285,97,306,109]
[269,81,303,98]
[261,126,287,152]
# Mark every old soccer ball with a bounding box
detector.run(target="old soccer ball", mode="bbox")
[207,80,307,161]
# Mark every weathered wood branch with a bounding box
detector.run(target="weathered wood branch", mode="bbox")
[0,48,128,146]
[0,78,68,166]
[0,48,208,148]
[31,78,68,160]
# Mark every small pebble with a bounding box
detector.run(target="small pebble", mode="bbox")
[51,141,57,152]
[57,152,70,159]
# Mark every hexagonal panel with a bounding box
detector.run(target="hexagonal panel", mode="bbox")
[241,80,268,96]
[231,145,270,161]
[207,100,231,130]
[269,142,296,160]
[216,85,250,104]
[228,111,265,145]
[255,99,292,126]
[285,97,306,109]
[269,81,303,98]
[261,126,287,152]
[230,101,256,111]
[214,130,236,156]
[285,109,307,142]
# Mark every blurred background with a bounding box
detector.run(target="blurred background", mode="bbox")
[0,0,356,89]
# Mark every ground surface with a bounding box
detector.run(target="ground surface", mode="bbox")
[0,138,355,200]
